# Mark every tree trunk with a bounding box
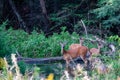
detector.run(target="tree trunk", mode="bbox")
[39,0,50,35]
[8,0,29,32]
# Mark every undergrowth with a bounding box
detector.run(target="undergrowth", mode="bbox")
[0,22,80,58]
[0,22,120,80]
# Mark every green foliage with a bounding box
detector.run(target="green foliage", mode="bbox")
[0,21,12,57]
[108,35,120,46]
[18,61,27,75]
[0,23,80,58]
[0,58,5,69]
[32,66,41,80]
[0,22,28,57]
[92,0,120,29]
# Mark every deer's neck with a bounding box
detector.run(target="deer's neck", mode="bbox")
[80,41,83,46]
[61,46,66,54]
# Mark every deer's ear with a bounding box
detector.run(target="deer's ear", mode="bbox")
[80,37,84,40]
[59,41,68,46]
[64,41,68,45]
[59,42,62,46]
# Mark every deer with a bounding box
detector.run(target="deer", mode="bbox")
[90,42,103,56]
[69,37,91,59]
[69,38,84,50]
[60,42,90,69]
[90,36,116,57]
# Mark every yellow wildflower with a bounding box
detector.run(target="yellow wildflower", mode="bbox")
[46,73,54,80]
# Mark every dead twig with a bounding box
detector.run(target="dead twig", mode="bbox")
[80,20,88,38]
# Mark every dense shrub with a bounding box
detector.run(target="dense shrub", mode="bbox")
[0,21,29,57]
[92,0,120,35]
[1,21,119,59]
[0,22,80,58]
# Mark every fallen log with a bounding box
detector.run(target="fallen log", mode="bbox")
[17,56,83,64]
[17,56,64,64]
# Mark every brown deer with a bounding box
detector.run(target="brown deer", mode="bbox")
[69,38,84,50]
[60,42,89,68]
[90,42,103,56]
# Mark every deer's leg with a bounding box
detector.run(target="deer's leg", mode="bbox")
[80,56,88,67]
[66,60,70,69]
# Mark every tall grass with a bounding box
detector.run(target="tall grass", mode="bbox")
[0,53,119,80]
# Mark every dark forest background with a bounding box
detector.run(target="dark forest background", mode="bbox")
[0,0,120,36]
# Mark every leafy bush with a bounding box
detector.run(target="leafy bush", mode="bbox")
[20,27,80,58]
[108,35,120,46]
[92,0,120,30]
[0,22,29,57]
[18,61,27,75]
[0,22,80,58]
